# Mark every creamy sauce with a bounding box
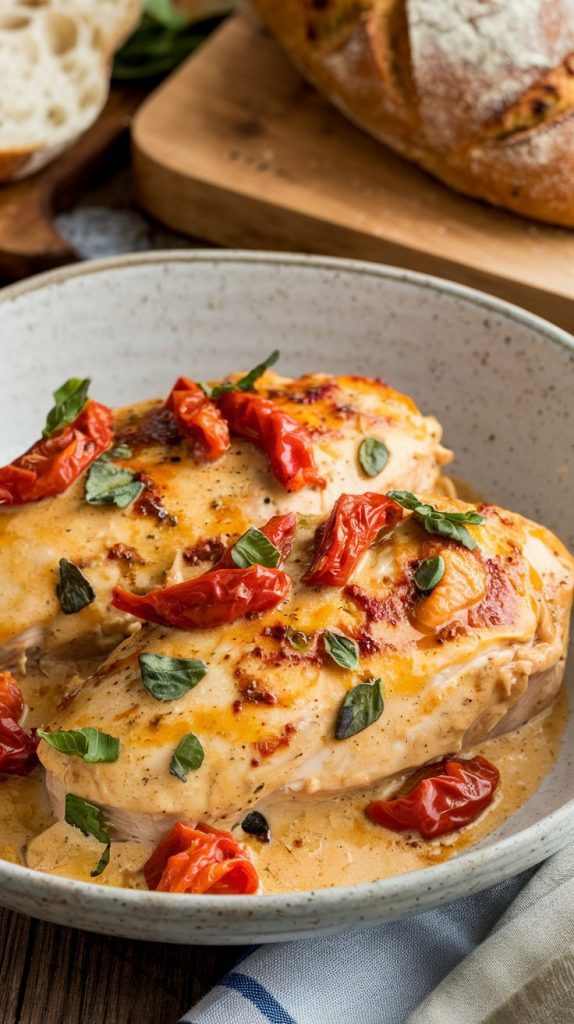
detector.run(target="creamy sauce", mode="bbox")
[0,476,570,894]
[9,684,568,893]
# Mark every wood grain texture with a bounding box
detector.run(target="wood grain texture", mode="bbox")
[133,10,574,334]
[0,906,240,1024]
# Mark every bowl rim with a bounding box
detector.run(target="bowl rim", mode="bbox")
[1,248,572,924]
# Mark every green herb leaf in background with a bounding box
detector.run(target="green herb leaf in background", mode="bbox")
[39,727,120,764]
[85,459,144,508]
[56,558,96,615]
[113,0,228,82]
[324,631,360,670]
[43,378,90,438]
[139,652,207,701]
[169,732,205,781]
[414,555,445,594]
[101,443,133,462]
[358,437,389,477]
[335,679,384,740]
[230,527,281,569]
[210,350,280,398]
[387,492,483,551]
[285,625,309,652]
[64,793,111,877]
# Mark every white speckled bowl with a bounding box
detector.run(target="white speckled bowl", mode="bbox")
[0,252,572,944]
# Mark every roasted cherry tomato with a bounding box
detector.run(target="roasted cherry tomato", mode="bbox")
[217,390,325,493]
[144,822,259,894]
[0,672,39,776]
[113,564,291,630]
[215,513,297,568]
[165,377,230,462]
[0,400,113,506]
[365,755,500,838]
[302,492,403,587]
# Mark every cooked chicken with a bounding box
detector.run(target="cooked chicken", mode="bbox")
[0,372,449,659]
[40,495,574,843]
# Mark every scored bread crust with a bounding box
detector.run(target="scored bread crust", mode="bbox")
[0,0,143,183]
[252,0,574,227]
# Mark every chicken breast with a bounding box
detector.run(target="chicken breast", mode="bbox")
[40,495,574,843]
[0,372,449,659]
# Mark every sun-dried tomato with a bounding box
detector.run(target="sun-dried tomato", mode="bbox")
[365,755,499,839]
[217,390,325,492]
[0,401,113,505]
[165,377,229,461]
[302,492,402,587]
[0,672,38,776]
[144,822,259,894]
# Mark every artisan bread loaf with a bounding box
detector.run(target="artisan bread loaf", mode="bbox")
[252,0,574,227]
[0,0,142,182]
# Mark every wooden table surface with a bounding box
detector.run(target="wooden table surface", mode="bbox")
[0,906,241,1023]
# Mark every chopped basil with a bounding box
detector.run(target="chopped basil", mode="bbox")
[358,438,389,477]
[85,459,144,508]
[286,625,309,651]
[414,555,445,593]
[387,491,483,550]
[324,631,360,670]
[64,792,111,877]
[230,527,281,569]
[139,652,207,701]
[42,377,90,438]
[169,733,204,781]
[208,350,280,398]
[56,558,96,615]
[241,810,271,843]
[101,443,133,461]
[335,678,383,740]
[38,727,120,764]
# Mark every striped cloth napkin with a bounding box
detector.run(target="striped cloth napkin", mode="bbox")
[179,845,574,1024]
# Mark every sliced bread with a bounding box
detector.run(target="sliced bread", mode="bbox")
[0,0,143,182]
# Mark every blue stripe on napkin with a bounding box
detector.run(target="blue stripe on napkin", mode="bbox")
[220,972,296,1024]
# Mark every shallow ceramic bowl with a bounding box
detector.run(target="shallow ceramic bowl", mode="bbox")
[0,252,572,944]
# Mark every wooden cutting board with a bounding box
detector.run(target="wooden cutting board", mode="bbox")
[0,87,144,282]
[133,9,574,333]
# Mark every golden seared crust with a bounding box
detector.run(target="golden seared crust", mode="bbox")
[253,0,574,227]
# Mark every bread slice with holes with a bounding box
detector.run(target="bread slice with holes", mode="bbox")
[0,0,143,182]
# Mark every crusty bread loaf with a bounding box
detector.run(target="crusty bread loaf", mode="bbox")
[0,0,143,183]
[252,0,574,227]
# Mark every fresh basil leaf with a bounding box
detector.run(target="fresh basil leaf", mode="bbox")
[57,558,95,615]
[210,350,280,398]
[422,515,476,549]
[386,490,421,511]
[241,810,271,843]
[286,625,309,651]
[359,438,389,477]
[85,460,144,508]
[324,631,360,670]
[230,527,281,569]
[38,727,120,764]
[42,377,90,438]
[335,679,383,740]
[139,652,207,701]
[414,555,445,593]
[101,443,133,462]
[92,843,111,878]
[387,492,483,551]
[64,793,111,877]
[169,732,204,781]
